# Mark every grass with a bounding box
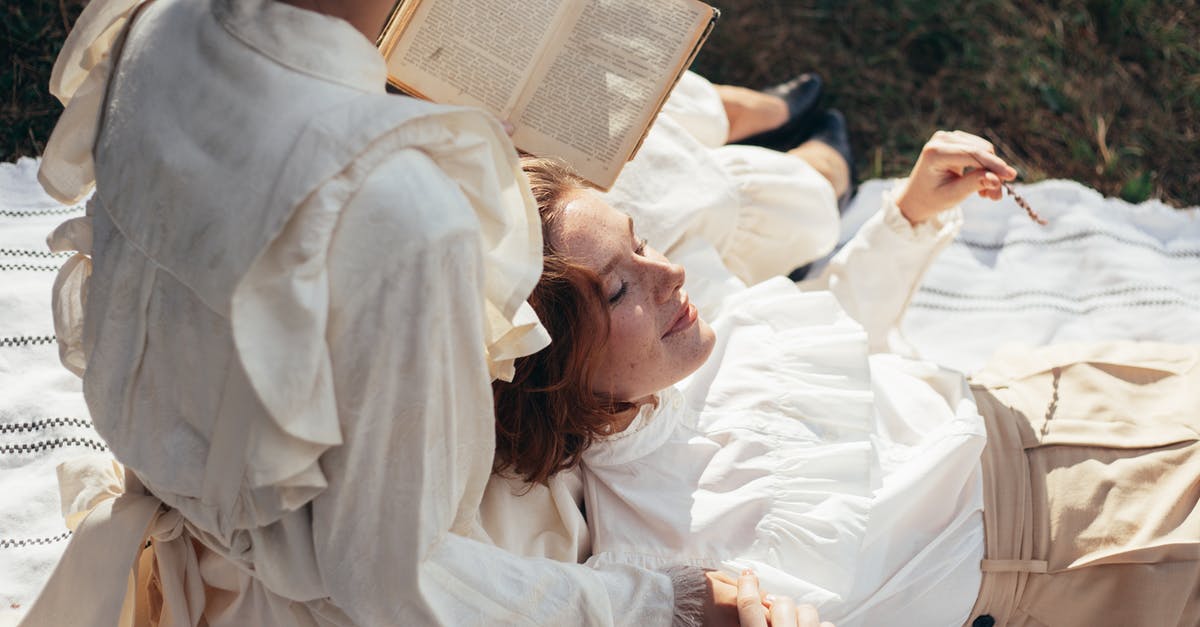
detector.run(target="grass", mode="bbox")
[691,0,1199,206]
[2,0,86,161]
[4,0,1198,206]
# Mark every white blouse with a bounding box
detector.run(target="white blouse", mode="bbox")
[484,196,987,626]
[30,0,684,624]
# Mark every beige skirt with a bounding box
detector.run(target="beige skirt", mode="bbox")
[966,342,1200,627]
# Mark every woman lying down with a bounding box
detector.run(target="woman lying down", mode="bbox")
[492,131,1200,627]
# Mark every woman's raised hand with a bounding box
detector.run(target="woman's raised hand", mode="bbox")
[894,130,1018,225]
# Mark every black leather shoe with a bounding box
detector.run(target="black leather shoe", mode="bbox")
[807,109,857,210]
[733,73,824,152]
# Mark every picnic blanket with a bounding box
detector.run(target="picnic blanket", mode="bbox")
[840,179,1200,373]
[0,158,93,626]
[1,156,1198,624]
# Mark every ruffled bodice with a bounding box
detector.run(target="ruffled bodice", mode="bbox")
[580,276,987,626]
[582,279,877,606]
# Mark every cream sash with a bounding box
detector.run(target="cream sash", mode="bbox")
[18,457,204,627]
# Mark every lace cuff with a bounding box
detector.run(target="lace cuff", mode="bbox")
[662,564,709,627]
[881,184,964,241]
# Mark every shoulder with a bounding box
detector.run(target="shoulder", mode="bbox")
[299,94,515,243]
[339,145,482,247]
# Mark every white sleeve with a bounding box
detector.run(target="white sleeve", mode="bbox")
[802,187,962,352]
[310,149,684,626]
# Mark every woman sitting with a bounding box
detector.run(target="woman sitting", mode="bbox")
[491,132,1200,627]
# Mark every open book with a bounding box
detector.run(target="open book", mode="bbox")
[377,0,719,190]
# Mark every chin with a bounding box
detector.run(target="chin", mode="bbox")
[695,318,717,363]
[676,319,717,383]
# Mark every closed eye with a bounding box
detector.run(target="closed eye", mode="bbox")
[608,281,627,305]
[607,220,644,305]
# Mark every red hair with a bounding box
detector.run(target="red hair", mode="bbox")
[492,157,628,485]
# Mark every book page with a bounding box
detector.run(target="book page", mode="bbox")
[511,0,712,188]
[384,0,571,117]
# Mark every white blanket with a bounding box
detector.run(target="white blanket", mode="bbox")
[846,179,1200,373]
[0,158,95,626]
[1,157,1197,624]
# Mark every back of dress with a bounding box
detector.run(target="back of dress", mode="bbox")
[86,0,372,544]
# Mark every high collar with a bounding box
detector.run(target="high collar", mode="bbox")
[582,387,688,468]
[213,0,387,94]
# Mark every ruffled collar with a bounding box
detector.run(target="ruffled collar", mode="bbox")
[582,386,690,468]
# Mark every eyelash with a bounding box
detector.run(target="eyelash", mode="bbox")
[608,238,649,305]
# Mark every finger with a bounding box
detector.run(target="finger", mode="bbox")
[737,570,769,627]
[981,170,1003,191]
[948,130,995,153]
[983,171,1007,200]
[941,167,999,203]
[963,148,1016,180]
[769,595,798,627]
[710,570,737,586]
[926,146,1016,183]
[501,120,516,136]
[796,604,822,627]
[978,187,1003,201]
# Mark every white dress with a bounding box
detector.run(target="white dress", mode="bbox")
[603,72,841,286]
[496,197,988,627]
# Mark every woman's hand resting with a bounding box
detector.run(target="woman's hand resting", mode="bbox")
[894,130,1017,225]
[704,569,834,627]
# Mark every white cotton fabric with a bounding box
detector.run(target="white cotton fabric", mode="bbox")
[602,72,840,286]
[880,180,1200,373]
[22,0,685,624]
[0,157,94,626]
[580,198,987,627]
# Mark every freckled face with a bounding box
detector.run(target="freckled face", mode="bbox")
[549,190,716,404]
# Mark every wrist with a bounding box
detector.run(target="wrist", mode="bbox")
[893,178,927,225]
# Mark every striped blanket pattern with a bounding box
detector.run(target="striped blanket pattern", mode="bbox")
[1,159,1197,624]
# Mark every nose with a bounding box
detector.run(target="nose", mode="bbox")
[652,257,686,304]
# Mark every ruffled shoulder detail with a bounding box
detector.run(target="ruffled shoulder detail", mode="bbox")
[226,101,547,504]
[39,0,151,204]
[226,99,548,498]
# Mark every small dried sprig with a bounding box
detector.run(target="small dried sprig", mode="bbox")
[971,153,1047,226]
[1002,180,1047,225]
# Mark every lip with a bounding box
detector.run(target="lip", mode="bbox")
[663,291,698,338]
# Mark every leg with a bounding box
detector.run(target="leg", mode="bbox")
[789,110,853,200]
[714,84,789,144]
[716,75,823,148]
[789,140,850,199]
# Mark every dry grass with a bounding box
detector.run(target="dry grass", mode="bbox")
[4,0,1198,205]
[2,0,86,160]
[692,0,1199,206]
